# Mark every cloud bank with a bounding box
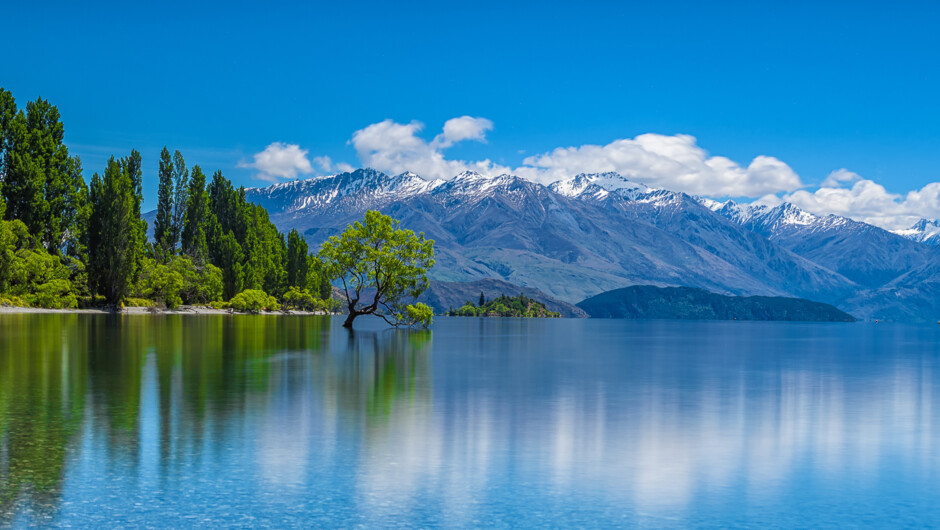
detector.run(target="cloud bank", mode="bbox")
[244,117,940,230]
[783,171,940,230]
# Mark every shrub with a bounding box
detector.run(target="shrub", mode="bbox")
[170,256,223,304]
[282,288,343,313]
[137,258,184,309]
[27,279,78,309]
[0,294,26,307]
[282,287,316,310]
[124,297,156,308]
[229,289,278,313]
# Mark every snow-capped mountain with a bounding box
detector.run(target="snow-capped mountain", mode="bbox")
[703,199,938,290]
[548,172,651,200]
[893,218,940,245]
[246,168,444,217]
[243,168,940,321]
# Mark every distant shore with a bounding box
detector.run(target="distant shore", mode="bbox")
[0,305,332,316]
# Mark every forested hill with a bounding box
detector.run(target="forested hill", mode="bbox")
[577,286,857,322]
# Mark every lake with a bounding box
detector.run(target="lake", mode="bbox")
[1,314,938,527]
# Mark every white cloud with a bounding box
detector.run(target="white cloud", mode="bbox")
[431,116,493,149]
[345,118,803,197]
[350,119,509,180]
[520,134,803,196]
[312,155,333,172]
[821,168,863,188]
[239,142,314,181]
[783,177,940,230]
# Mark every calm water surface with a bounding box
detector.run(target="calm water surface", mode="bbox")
[1,314,939,527]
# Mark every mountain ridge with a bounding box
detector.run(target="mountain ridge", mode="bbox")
[241,168,940,322]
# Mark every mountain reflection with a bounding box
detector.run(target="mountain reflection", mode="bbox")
[0,316,939,525]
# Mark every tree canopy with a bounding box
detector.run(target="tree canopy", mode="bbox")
[319,210,435,328]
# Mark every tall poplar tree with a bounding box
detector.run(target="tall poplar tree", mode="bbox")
[154,147,174,259]
[0,88,16,190]
[87,157,138,305]
[119,149,147,282]
[181,165,209,261]
[170,150,189,252]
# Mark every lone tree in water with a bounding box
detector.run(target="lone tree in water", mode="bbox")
[319,210,434,328]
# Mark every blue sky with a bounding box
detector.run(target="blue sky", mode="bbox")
[2,1,939,227]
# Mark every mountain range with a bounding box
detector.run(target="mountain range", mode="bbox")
[241,168,940,322]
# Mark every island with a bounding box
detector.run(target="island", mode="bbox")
[576,285,857,322]
[447,293,562,318]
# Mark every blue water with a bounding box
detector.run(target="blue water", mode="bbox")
[1,314,939,527]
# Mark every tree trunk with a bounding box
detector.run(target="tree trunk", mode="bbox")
[343,311,357,328]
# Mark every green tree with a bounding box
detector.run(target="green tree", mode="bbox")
[286,229,308,289]
[87,156,139,306]
[0,88,16,180]
[0,97,83,255]
[218,231,243,300]
[181,165,209,260]
[307,255,333,300]
[154,147,174,259]
[170,150,189,252]
[120,149,147,282]
[318,210,435,328]
[479,291,485,306]
[0,88,16,220]
[63,156,89,261]
[2,104,46,242]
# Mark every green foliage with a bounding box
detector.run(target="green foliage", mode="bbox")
[133,255,224,309]
[0,294,26,307]
[171,151,189,251]
[448,293,561,318]
[401,302,433,328]
[0,93,86,256]
[170,256,222,305]
[228,289,279,313]
[319,210,435,328]
[286,229,308,289]
[282,287,341,313]
[154,147,174,259]
[0,217,78,309]
[181,165,209,261]
[136,258,184,309]
[27,279,77,309]
[87,156,141,305]
[307,255,333,300]
[203,171,287,299]
[155,148,190,260]
[124,297,155,308]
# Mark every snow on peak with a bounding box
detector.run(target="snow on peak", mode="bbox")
[892,218,940,245]
[549,172,651,200]
[441,172,522,196]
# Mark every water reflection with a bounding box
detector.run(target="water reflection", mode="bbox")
[0,316,938,525]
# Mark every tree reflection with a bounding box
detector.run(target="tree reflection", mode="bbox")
[0,315,88,523]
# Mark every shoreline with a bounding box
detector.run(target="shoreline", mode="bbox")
[0,305,333,316]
